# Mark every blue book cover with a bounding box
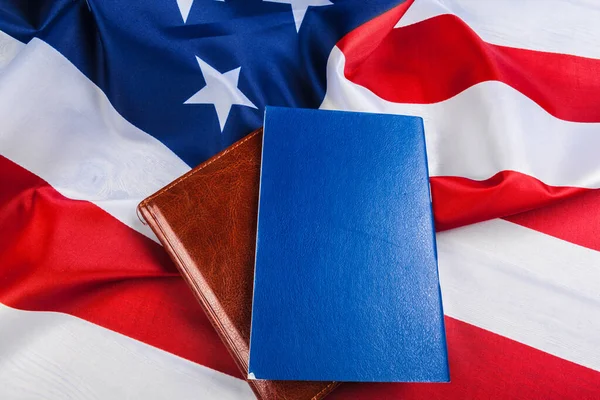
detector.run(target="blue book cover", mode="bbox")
[248,107,449,382]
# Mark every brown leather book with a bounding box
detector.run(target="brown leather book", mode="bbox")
[138,129,338,400]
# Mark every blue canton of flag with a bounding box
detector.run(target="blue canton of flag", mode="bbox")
[0,0,401,166]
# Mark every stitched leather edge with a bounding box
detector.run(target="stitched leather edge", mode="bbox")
[138,128,262,214]
[140,203,268,399]
[312,381,340,400]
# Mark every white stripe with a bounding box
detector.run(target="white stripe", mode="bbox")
[0,37,190,241]
[321,46,600,188]
[396,0,600,60]
[437,219,600,371]
[0,30,24,70]
[0,304,254,400]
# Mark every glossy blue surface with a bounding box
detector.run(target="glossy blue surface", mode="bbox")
[249,107,449,382]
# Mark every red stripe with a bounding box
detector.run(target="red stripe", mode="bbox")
[330,317,600,400]
[431,171,588,231]
[338,12,600,123]
[334,3,598,229]
[0,156,239,378]
[3,161,599,397]
[505,188,600,252]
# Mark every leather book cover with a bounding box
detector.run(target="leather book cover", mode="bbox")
[137,129,337,400]
[249,108,449,382]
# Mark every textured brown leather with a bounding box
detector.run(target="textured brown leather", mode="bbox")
[138,129,338,400]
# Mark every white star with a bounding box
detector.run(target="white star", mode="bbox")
[178,0,226,22]
[176,0,194,23]
[265,0,333,32]
[185,56,257,132]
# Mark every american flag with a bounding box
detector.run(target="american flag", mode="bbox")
[1,0,599,398]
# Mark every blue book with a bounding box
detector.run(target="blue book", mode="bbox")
[248,107,449,383]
